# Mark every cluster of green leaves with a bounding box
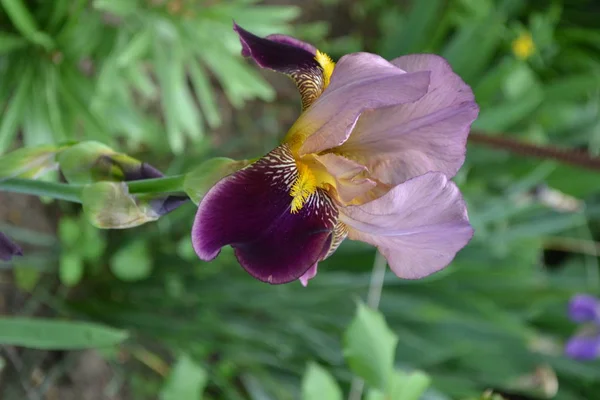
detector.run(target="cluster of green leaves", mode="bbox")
[0,0,299,154]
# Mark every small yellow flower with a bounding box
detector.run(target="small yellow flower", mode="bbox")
[512,32,535,60]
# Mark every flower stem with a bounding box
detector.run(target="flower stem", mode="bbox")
[469,131,600,171]
[0,175,187,203]
[126,175,186,194]
[348,251,387,400]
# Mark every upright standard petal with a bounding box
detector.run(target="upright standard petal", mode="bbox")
[340,172,473,279]
[234,23,332,110]
[287,53,430,155]
[569,294,600,324]
[192,146,338,284]
[0,232,22,262]
[337,54,478,185]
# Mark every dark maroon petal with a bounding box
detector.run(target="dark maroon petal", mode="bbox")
[234,23,326,110]
[266,34,317,55]
[192,145,338,284]
[0,232,23,262]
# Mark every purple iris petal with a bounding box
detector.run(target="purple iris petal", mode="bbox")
[340,172,473,279]
[294,53,430,155]
[565,334,600,360]
[569,294,600,324]
[0,232,22,262]
[234,23,326,110]
[192,146,338,284]
[234,23,317,72]
[337,54,478,186]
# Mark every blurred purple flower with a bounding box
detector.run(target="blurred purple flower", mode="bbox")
[0,232,22,262]
[191,25,478,285]
[565,294,600,360]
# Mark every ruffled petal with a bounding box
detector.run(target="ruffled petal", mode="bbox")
[288,53,430,155]
[569,294,600,323]
[339,172,473,279]
[192,145,338,284]
[565,335,600,360]
[314,153,376,204]
[0,232,22,262]
[234,23,327,110]
[337,54,478,185]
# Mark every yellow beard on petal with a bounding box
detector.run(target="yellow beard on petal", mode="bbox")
[290,162,317,213]
[315,50,335,88]
[289,155,336,213]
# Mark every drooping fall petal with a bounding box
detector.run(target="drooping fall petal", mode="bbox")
[0,232,22,262]
[337,54,477,185]
[192,146,338,284]
[340,172,473,279]
[234,23,328,110]
[288,53,430,155]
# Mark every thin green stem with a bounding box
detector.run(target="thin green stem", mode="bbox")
[126,175,186,194]
[348,251,387,400]
[0,175,187,204]
[0,179,83,203]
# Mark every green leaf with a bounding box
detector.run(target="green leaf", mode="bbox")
[59,252,84,287]
[387,370,431,400]
[0,145,62,180]
[0,32,28,54]
[0,64,33,153]
[13,265,40,292]
[380,0,445,57]
[0,0,54,50]
[302,362,342,400]
[110,240,152,281]
[160,354,207,400]
[188,61,222,129]
[343,303,398,391]
[0,317,128,349]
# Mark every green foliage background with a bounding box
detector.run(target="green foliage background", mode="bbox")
[1,0,600,399]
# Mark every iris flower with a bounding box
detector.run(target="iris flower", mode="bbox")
[192,25,478,285]
[0,232,22,262]
[565,294,600,360]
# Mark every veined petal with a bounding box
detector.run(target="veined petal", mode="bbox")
[337,54,478,185]
[288,53,430,155]
[340,172,473,279]
[314,153,376,204]
[0,232,23,262]
[192,145,338,284]
[234,23,331,110]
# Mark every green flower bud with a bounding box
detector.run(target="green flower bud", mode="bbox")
[57,141,147,184]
